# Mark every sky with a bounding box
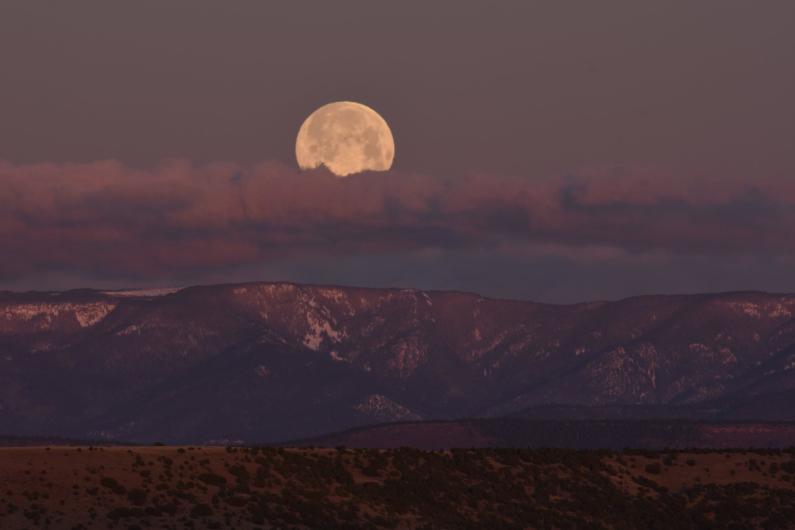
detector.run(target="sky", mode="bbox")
[1,1,794,302]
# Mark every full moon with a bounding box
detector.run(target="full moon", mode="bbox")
[295,101,395,177]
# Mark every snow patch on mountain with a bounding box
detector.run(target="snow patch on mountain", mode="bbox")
[303,312,344,351]
[317,288,346,304]
[768,303,793,318]
[728,302,762,319]
[2,302,117,329]
[354,394,421,422]
[387,337,427,377]
[467,330,510,361]
[117,324,142,336]
[103,288,182,298]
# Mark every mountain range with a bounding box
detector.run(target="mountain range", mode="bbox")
[1,282,795,444]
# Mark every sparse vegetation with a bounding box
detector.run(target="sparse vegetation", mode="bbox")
[0,446,794,529]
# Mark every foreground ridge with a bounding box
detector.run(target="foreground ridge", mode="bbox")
[2,445,795,529]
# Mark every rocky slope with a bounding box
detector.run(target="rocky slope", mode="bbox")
[1,282,794,442]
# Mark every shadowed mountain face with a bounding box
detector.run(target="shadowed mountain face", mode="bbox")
[1,283,795,443]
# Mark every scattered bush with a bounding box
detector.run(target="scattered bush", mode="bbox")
[644,463,662,475]
[126,488,147,506]
[100,477,127,495]
[190,503,213,518]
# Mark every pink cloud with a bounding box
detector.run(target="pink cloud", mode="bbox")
[1,159,794,282]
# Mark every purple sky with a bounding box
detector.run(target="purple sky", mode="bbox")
[1,1,794,302]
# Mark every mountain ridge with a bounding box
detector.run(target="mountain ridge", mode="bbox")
[1,281,795,443]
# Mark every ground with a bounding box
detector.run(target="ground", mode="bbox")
[1,446,795,529]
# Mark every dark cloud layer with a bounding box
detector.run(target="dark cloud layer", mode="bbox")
[2,159,794,299]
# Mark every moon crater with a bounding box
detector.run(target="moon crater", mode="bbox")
[296,101,395,177]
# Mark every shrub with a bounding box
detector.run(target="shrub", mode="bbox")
[644,463,662,475]
[191,503,213,518]
[100,477,127,495]
[198,472,227,488]
[127,488,147,506]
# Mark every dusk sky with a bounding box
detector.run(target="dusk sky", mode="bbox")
[1,1,794,302]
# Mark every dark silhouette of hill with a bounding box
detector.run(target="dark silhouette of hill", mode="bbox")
[293,419,795,450]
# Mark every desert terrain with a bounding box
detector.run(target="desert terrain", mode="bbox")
[1,445,794,529]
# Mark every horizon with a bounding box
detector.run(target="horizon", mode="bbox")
[4,278,795,306]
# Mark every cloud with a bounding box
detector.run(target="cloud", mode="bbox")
[1,159,794,286]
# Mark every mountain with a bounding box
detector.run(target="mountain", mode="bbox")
[293,419,795,450]
[1,282,795,443]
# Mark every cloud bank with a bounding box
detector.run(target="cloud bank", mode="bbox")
[1,159,794,292]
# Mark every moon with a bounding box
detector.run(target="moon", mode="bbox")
[295,101,395,177]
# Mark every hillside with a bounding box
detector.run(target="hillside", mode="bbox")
[295,419,795,451]
[1,282,795,443]
[1,446,795,529]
